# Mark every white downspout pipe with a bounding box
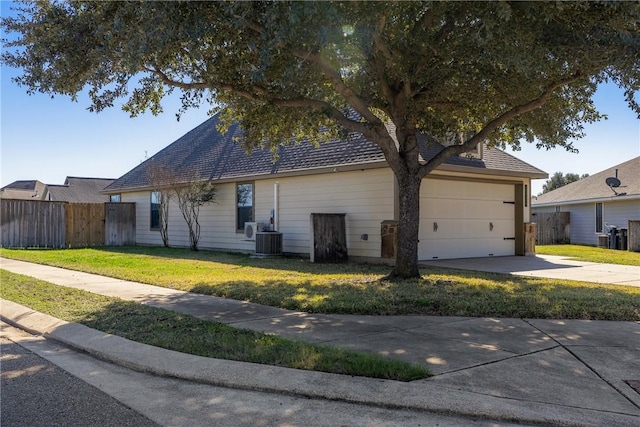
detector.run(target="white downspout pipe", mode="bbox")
[273,182,279,231]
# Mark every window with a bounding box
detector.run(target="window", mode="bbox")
[595,202,603,233]
[151,191,161,229]
[236,183,254,231]
[110,194,121,202]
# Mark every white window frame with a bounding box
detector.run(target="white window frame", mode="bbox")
[595,202,604,234]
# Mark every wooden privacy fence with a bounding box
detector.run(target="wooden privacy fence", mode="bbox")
[105,202,136,246]
[0,200,66,248]
[67,203,106,247]
[531,211,570,245]
[1,200,135,248]
[628,220,640,252]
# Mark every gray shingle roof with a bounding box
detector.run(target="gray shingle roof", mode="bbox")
[1,180,40,191]
[104,113,547,193]
[0,180,48,200]
[47,177,115,202]
[532,156,640,205]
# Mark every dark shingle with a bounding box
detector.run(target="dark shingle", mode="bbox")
[1,180,39,191]
[48,177,115,202]
[105,113,546,192]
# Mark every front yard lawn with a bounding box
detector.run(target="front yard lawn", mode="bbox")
[1,247,638,320]
[536,244,640,266]
[1,269,430,381]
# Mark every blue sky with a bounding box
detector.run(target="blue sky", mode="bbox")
[2,2,639,195]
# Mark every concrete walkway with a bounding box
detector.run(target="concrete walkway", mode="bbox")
[422,254,640,287]
[1,257,639,426]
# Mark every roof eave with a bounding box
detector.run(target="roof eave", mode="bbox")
[436,163,548,179]
[532,193,640,207]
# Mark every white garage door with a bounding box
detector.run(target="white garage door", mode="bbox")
[419,179,515,260]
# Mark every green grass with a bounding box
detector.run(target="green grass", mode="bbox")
[1,246,639,320]
[536,244,640,266]
[0,269,430,381]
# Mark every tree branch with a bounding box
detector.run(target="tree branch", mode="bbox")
[418,72,585,178]
[145,66,209,90]
[370,14,398,114]
[296,50,382,126]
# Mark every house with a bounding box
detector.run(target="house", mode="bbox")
[0,180,49,200]
[103,114,547,262]
[531,157,640,247]
[1,177,115,202]
[46,177,115,202]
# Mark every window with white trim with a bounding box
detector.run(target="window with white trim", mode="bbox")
[151,191,161,230]
[236,183,254,231]
[595,202,603,233]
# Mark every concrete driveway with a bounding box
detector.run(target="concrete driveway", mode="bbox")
[421,254,640,287]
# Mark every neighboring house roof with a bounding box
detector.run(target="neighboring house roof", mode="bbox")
[47,177,115,202]
[0,180,48,200]
[532,156,640,206]
[104,113,547,193]
[0,177,114,202]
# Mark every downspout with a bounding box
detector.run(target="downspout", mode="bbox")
[274,182,279,231]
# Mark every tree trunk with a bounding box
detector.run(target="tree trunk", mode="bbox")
[389,172,422,279]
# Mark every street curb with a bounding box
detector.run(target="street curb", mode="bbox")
[2,299,638,427]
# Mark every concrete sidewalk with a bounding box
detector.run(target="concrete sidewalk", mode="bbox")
[1,257,639,426]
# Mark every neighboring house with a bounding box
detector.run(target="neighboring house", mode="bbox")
[531,157,640,246]
[103,114,547,261]
[46,177,115,202]
[0,180,49,200]
[1,177,115,202]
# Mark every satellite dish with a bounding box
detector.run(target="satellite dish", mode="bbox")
[606,177,621,188]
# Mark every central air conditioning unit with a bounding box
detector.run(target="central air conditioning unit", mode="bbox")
[244,222,257,241]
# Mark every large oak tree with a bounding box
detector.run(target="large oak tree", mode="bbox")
[3,1,638,278]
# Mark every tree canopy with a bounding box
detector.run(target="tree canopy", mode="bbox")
[3,1,639,277]
[541,171,590,194]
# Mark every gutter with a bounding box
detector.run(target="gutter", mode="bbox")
[532,194,640,208]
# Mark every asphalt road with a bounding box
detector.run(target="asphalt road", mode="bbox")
[1,338,158,427]
[1,323,532,427]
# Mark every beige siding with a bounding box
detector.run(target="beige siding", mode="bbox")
[122,192,162,246]
[123,168,395,257]
[122,168,533,259]
[265,168,395,257]
[197,183,256,251]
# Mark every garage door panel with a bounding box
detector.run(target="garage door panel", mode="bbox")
[422,180,513,201]
[420,179,516,260]
[419,238,515,260]
[420,219,513,239]
[423,199,514,220]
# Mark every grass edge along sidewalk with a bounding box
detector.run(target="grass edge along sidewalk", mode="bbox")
[1,247,639,321]
[0,269,430,382]
[535,244,640,266]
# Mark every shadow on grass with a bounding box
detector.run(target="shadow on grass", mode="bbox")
[2,247,639,320]
[188,274,640,320]
[83,246,392,275]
